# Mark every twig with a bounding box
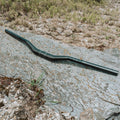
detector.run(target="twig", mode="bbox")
[97,93,120,106]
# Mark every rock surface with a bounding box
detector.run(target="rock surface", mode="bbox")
[0,27,120,120]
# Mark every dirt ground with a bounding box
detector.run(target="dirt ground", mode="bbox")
[0,0,120,51]
[0,76,46,120]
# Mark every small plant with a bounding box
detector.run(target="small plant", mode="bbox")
[6,9,19,21]
[116,29,120,32]
[118,34,120,37]
[72,33,76,41]
[49,100,61,104]
[105,36,110,40]
[27,72,44,93]
[29,73,44,87]
[105,35,115,40]
[27,72,45,104]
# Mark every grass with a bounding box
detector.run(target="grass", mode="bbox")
[27,73,45,100]
[28,73,44,87]
[105,35,115,40]
[0,0,104,24]
[48,100,61,104]
[28,73,61,105]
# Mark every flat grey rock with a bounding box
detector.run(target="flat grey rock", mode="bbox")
[0,27,120,119]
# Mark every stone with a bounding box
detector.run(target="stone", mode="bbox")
[108,21,114,26]
[64,29,73,36]
[56,27,63,34]
[0,101,4,108]
[0,27,120,119]
[75,26,83,33]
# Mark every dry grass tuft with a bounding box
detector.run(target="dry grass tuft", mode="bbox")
[0,0,105,24]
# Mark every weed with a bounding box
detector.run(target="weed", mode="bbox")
[117,34,120,37]
[116,28,120,32]
[49,100,61,104]
[6,9,19,21]
[28,72,44,88]
[72,33,76,40]
[72,12,79,23]
[105,35,115,40]
[105,36,110,40]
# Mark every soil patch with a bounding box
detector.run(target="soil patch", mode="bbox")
[0,76,45,120]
